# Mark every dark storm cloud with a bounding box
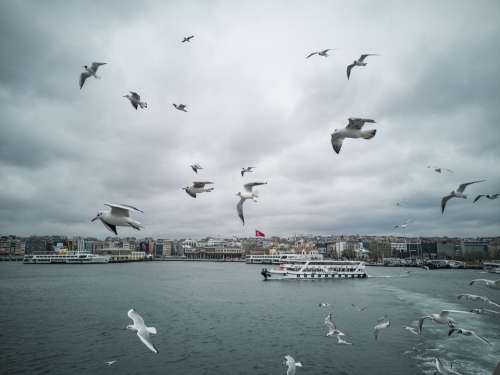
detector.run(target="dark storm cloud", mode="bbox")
[0,0,499,238]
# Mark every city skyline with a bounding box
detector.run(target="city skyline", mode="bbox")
[1,1,500,238]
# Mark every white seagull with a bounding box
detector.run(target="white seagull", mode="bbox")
[393,219,413,229]
[182,181,214,198]
[318,302,330,308]
[126,309,158,354]
[474,194,500,203]
[79,62,106,89]
[241,167,255,177]
[123,91,147,110]
[403,326,419,336]
[284,355,302,375]
[324,312,345,337]
[417,310,470,335]
[331,118,377,154]
[236,182,267,225]
[441,180,486,214]
[306,48,335,59]
[427,165,454,174]
[105,360,117,366]
[434,358,462,375]
[182,35,194,42]
[346,54,378,79]
[336,335,352,345]
[448,326,491,345]
[374,318,390,341]
[190,163,203,174]
[173,103,188,112]
[469,278,500,290]
[91,204,144,235]
[457,294,500,307]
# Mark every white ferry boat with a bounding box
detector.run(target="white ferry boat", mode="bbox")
[23,252,110,264]
[261,259,367,280]
[483,261,500,274]
[246,252,323,264]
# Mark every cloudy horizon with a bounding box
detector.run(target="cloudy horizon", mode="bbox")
[1,0,500,239]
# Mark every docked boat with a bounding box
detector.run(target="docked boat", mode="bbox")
[483,261,500,274]
[261,259,367,280]
[23,252,110,264]
[246,252,323,264]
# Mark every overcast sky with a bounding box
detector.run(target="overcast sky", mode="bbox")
[1,0,499,239]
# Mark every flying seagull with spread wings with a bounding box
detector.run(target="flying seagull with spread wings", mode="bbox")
[91,204,144,235]
[331,118,377,154]
[190,163,203,174]
[182,182,214,198]
[473,194,499,203]
[418,310,470,335]
[182,35,194,43]
[123,91,148,110]
[126,309,158,353]
[347,54,378,79]
[441,180,486,213]
[236,182,267,224]
[80,62,106,89]
[306,48,335,58]
[448,326,491,345]
[241,167,255,177]
[173,103,188,112]
[427,165,454,174]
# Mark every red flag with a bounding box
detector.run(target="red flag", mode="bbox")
[255,230,265,237]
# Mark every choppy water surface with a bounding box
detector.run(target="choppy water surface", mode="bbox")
[1,262,498,374]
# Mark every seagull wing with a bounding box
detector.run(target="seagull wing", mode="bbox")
[79,72,90,89]
[128,309,145,325]
[322,48,334,53]
[346,63,355,79]
[101,221,117,235]
[472,331,491,345]
[129,91,140,100]
[418,316,431,334]
[237,199,245,224]
[306,52,318,58]
[347,118,376,130]
[193,181,213,188]
[490,194,500,199]
[91,62,106,72]
[184,189,196,198]
[441,194,454,214]
[457,180,485,193]
[473,195,484,203]
[359,54,378,62]
[330,132,344,154]
[137,329,158,353]
[244,182,267,192]
[105,203,143,216]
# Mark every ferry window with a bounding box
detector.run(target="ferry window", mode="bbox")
[297,275,300,278]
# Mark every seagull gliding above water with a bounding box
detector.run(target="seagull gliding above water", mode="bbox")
[126,309,158,353]
[469,278,500,290]
[284,355,302,375]
[91,203,144,235]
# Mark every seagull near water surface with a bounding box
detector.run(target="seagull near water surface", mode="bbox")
[79,62,106,89]
[126,309,158,354]
[441,180,486,214]
[91,203,144,235]
[417,310,470,335]
[457,293,500,307]
[469,278,500,290]
[182,181,214,198]
[346,54,378,79]
[434,358,462,375]
[284,355,302,375]
[236,182,267,224]
[306,48,335,58]
[324,312,346,337]
[123,91,147,110]
[331,118,377,154]
[373,317,390,341]
[448,326,491,345]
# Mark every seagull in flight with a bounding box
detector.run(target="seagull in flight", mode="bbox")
[457,294,500,307]
[331,117,377,154]
[123,91,147,110]
[473,194,500,203]
[403,326,419,336]
[91,204,144,235]
[318,302,330,307]
[393,219,413,229]
[427,165,454,174]
[105,360,117,366]
[336,336,352,345]
[470,308,500,315]
[236,182,267,225]
[418,310,470,335]
[325,312,345,337]
[126,309,158,353]
[241,167,255,177]
[173,103,188,112]
[306,48,335,58]
[284,355,302,375]
[374,318,390,341]
[346,54,378,79]
[182,181,214,198]
[469,278,500,290]
[182,35,194,43]
[79,62,106,89]
[190,163,203,174]
[441,180,486,214]
[351,303,367,312]
[448,326,491,345]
